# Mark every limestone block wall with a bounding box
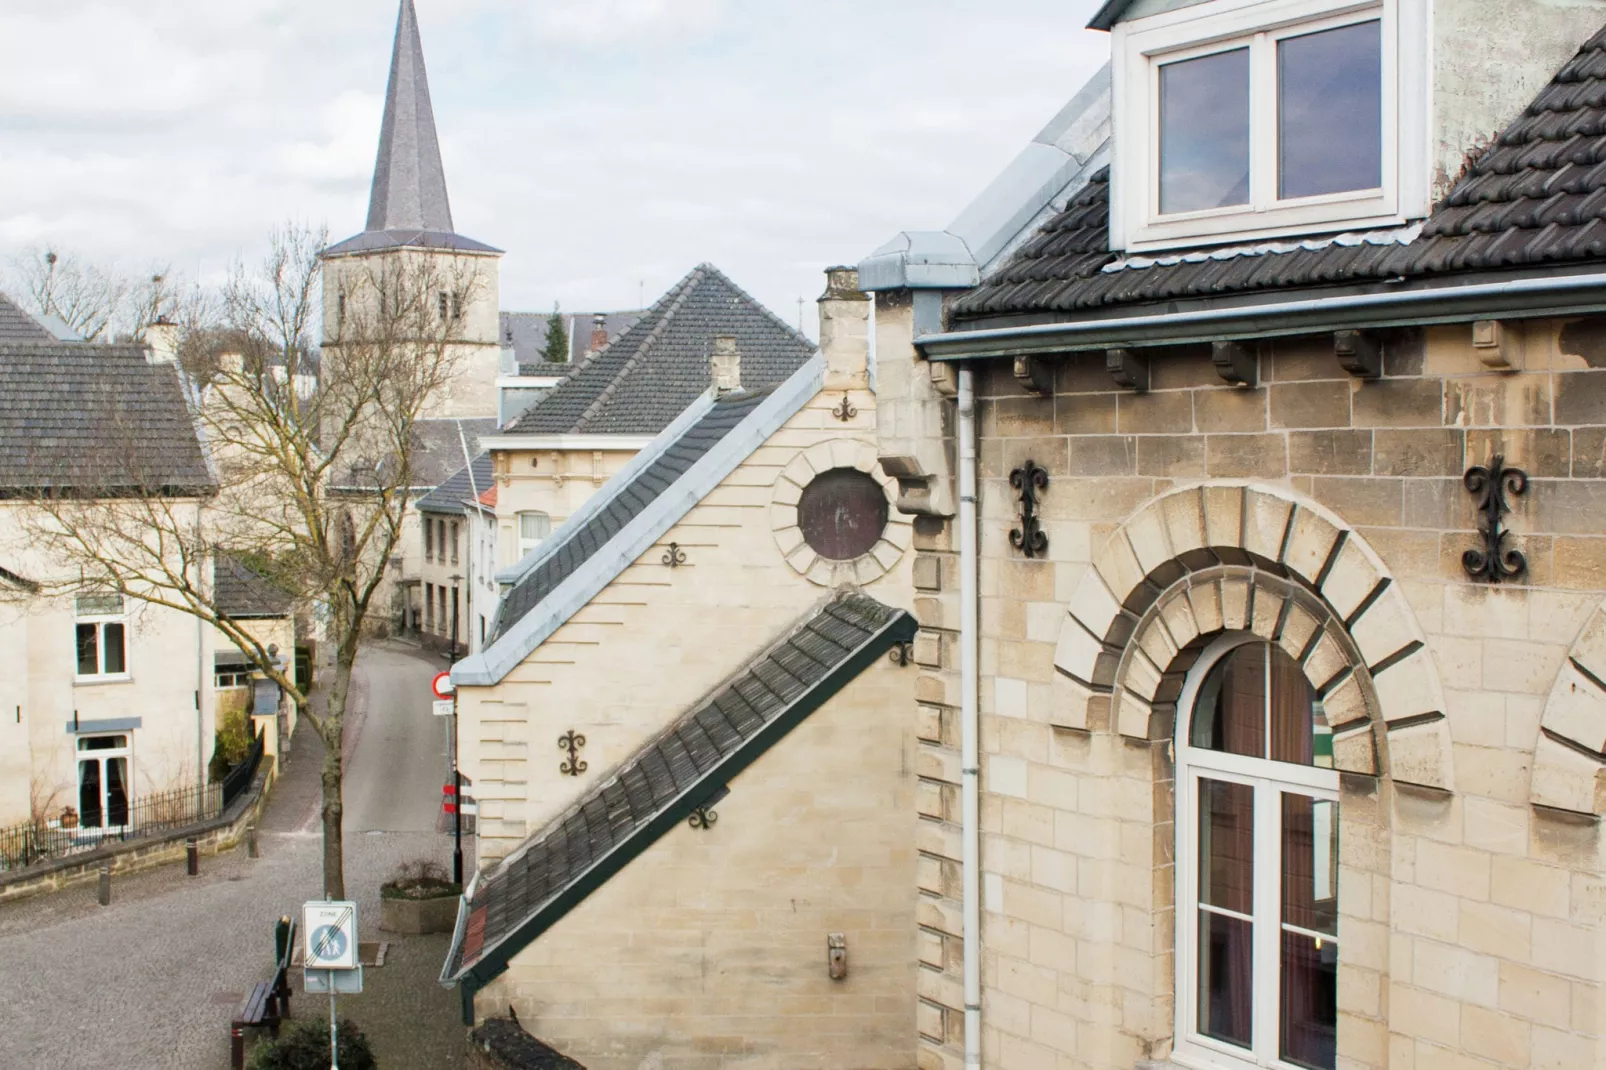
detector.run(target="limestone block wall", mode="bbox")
[902,321,1606,1070]
[490,446,644,571]
[478,657,918,1070]
[458,387,911,857]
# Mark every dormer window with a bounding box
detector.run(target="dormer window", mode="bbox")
[1112,0,1428,252]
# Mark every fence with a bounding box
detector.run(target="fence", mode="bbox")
[0,729,265,873]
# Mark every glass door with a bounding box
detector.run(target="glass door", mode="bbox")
[77,734,131,831]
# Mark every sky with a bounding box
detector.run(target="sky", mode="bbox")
[0,0,1110,338]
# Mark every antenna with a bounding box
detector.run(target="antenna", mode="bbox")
[638,280,644,308]
[797,296,804,333]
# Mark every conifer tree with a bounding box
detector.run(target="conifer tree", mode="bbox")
[542,302,569,363]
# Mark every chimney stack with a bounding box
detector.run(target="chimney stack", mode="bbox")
[710,335,742,396]
[589,313,609,355]
[144,319,179,366]
[817,266,870,391]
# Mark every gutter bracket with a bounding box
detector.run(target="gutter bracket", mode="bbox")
[1334,330,1383,379]
[1011,356,1052,396]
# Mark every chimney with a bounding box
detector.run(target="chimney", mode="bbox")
[145,319,179,365]
[589,313,609,354]
[710,334,741,396]
[817,266,870,391]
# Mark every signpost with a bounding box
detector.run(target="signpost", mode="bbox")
[432,699,455,718]
[431,671,454,699]
[433,670,464,885]
[303,899,360,1069]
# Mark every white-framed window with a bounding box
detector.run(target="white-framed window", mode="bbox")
[74,594,129,681]
[425,516,435,562]
[1175,634,1339,1070]
[450,520,460,565]
[215,669,252,689]
[517,511,551,558]
[1111,0,1428,252]
[77,733,131,830]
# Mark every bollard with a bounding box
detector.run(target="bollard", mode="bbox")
[97,863,111,906]
[186,836,199,876]
[246,823,259,859]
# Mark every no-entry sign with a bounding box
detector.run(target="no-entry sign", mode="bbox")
[431,671,454,699]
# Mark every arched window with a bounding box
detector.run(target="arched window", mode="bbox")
[1176,634,1339,1070]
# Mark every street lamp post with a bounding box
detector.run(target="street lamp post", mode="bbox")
[447,574,464,886]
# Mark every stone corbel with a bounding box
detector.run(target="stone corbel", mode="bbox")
[591,450,605,485]
[929,361,958,398]
[550,450,566,487]
[1334,330,1382,379]
[1106,348,1149,392]
[1211,341,1258,388]
[1011,355,1052,396]
[1472,319,1524,370]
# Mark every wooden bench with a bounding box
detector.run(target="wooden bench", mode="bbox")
[230,917,296,1069]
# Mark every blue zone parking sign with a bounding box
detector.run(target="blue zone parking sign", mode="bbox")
[303,900,358,970]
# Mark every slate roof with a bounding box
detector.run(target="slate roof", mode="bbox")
[216,556,293,619]
[0,293,53,343]
[505,265,814,436]
[418,452,494,515]
[951,24,1606,324]
[500,310,644,370]
[411,418,497,490]
[442,590,917,988]
[0,340,213,497]
[492,387,773,640]
[322,1,499,259]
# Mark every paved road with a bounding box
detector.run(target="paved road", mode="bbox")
[0,641,470,1070]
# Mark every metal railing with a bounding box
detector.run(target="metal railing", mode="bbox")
[0,729,265,873]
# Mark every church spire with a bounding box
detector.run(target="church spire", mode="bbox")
[366,0,452,233]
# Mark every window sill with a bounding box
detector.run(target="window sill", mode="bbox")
[73,674,133,686]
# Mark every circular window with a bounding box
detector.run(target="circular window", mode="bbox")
[797,468,889,561]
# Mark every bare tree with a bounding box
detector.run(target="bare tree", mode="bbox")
[21,222,484,898]
[10,247,132,341]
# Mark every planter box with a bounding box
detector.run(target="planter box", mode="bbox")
[380,891,459,934]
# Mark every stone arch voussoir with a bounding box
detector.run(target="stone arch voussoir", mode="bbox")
[1533,599,1606,816]
[1053,483,1454,792]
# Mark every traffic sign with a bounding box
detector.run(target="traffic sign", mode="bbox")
[431,671,455,699]
[304,966,364,994]
[303,900,358,970]
[433,699,455,717]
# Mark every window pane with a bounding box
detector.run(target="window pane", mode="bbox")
[106,757,130,827]
[1191,644,1266,757]
[1159,47,1251,214]
[76,623,99,675]
[1282,793,1339,936]
[1199,778,1255,915]
[1199,909,1254,1049]
[78,760,102,828]
[101,622,126,674]
[520,513,550,541]
[1278,21,1382,199]
[1281,929,1338,1069]
[1270,645,1326,766]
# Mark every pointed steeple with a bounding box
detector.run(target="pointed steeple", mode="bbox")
[368,0,452,233]
[322,0,499,258]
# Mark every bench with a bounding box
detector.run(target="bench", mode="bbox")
[230,916,296,1069]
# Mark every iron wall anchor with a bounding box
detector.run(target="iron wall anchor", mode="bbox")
[558,730,588,776]
[1009,460,1049,559]
[1462,453,1528,582]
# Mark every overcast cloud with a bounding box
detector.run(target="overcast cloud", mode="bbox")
[0,1,1109,335]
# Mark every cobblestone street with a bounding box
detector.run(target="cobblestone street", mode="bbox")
[0,642,472,1070]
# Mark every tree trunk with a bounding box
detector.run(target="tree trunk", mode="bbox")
[319,654,354,900]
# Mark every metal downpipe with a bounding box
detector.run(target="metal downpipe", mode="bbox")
[957,365,981,1068]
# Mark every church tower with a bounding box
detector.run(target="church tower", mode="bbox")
[321,0,503,420]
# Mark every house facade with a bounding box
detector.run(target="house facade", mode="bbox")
[416,451,498,654]
[0,296,219,838]
[441,270,925,1069]
[860,3,1606,1069]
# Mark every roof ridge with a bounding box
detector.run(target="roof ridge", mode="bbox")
[693,262,816,350]
[571,265,706,434]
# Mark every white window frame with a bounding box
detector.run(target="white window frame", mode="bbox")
[74,595,130,683]
[76,732,133,832]
[517,511,551,558]
[1111,0,1429,253]
[1173,632,1341,1070]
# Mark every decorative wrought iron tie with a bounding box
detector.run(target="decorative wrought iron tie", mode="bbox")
[1462,453,1527,582]
[1009,460,1050,559]
[558,730,588,776]
[662,542,687,568]
[832,393,858,422]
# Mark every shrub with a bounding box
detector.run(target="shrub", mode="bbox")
[210,693,255,782]
[247,1018,376,1070]
[380,857,459,900]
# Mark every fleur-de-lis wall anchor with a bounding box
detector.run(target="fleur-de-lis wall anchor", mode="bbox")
[662,542,687,568]
[832,393,858,422]
[1009,460,1049,559]
[558,730,588,777]
[1462,454,1528,582]
[688,806,718,829]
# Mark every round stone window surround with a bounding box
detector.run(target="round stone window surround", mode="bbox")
[770,438,911,587]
